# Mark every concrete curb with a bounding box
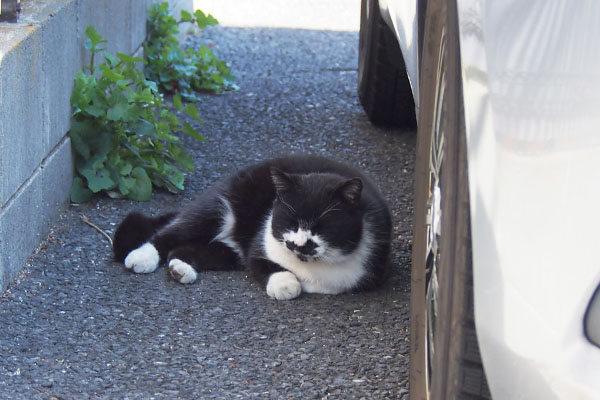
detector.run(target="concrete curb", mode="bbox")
[0,0,192,292]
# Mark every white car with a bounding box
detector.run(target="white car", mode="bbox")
[358,0,600,399]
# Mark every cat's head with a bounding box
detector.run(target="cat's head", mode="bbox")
[269,168,364,263]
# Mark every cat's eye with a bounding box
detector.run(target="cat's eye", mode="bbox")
[318,212,335,225]
[319,202,341,220]
[276,196,297,216]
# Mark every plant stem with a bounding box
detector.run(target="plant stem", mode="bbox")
[90,47,95,74]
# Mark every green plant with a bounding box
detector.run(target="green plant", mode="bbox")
[69,26,204,203]
[145,2,237,101]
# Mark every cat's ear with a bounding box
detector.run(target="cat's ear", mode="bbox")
[270,167,296,193]
[335,178,363,206]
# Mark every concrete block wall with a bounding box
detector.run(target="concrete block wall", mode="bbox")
[0,0,192,292]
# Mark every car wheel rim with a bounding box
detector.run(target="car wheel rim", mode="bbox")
[424,27,447,397]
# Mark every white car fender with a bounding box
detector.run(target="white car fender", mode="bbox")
[457,0,600,398]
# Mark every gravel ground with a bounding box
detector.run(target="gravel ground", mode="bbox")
[0,2,417,398]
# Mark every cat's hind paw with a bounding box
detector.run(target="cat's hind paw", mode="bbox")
[124,243,159,274]
[266,271,302,300]
[169,259,198,284]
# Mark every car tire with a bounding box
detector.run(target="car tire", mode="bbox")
[409,0,491,399]
[358,0,416,128]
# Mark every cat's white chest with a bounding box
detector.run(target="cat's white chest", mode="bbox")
[263,213,372,295]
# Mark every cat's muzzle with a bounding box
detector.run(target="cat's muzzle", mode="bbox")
[285,240,318,262]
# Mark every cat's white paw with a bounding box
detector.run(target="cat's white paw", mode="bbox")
[124,243,159,274]
[168,259,198,284]
[266,271,302,300]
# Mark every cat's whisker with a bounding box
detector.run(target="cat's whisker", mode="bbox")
[319,202,342,219]
[280,197,297,215]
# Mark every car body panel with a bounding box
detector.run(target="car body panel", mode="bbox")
[456,0,600,398]
[378,0,420,112]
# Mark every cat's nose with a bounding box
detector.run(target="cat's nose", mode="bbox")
[286,239,317,256]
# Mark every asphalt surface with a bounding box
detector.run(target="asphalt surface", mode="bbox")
[0,1,417,398]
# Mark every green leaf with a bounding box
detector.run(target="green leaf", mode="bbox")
[103,53,119,68]
[83,104,105,118]
[123,142,142,159]
[101,65,125,82]
[181,121,204,141]
[118,176,135,196]
[163,113,179,129]
[148,155,160,169]
[179,90,201,102]
[85,26,107,50]
[117,52,146,65]
[76,152,115,194]
[193,10,218,28]
[167,170,185,191]
[172,93,183,111]
[119,162,133,176]
[173,62,196,76]
[71,72,96,108]
[107,103,127,121]
[127,167,152,201]
[108,152,121,168]
[96,131,115,157]
[183,103,202,123]
[84,167,116,193]
[116,79,131,90]
[132,87,156,106]
[131,119,156,137]
[176,147,195,171]
[69,127,91,160]
[89,90,108,110]
[180,9,193,22]
[107,101,140,122]
[144,79,159,94]
[159,2,169,13]
[70,177,93,203]
[69,118,96,137]
[162,81,174,91]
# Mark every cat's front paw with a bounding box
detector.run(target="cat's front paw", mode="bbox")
[169,259,198,284]
[124,243,159,274]
[266,271,302,300]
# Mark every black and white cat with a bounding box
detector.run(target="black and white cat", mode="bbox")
[113,155,391,300]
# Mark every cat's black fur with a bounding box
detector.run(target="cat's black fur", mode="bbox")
[113,155,391,298]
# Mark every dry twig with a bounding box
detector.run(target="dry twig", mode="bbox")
[80,216,113,247]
